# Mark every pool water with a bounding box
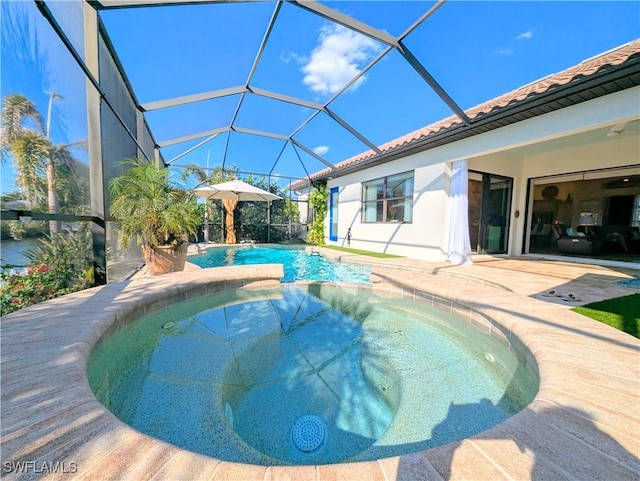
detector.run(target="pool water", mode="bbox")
[88,284,538,465]
[188,246,372,283]
[615,276,640,288]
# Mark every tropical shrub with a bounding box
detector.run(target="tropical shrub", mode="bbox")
[237,176,299,243]
[24,227,94,281]
[109,158,200,249]
[0,228,93,315]
[307,183,328,245]
[6,220,26,240]
[1,264,65,314]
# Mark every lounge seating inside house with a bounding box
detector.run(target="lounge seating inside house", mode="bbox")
[551,223,604,255]
[589,224,640,254]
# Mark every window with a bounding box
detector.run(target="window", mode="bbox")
[362,171,414,223]
[329,187,338,241]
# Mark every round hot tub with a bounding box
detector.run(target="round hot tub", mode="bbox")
[87,283,538,465]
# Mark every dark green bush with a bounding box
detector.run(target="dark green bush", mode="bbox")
[1,229,93,315]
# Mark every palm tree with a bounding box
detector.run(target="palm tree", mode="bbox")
[0,93,45,145]
[110,158,201,275]
[1,93,83,233]
[3,129,48,207]
[45,92,62,233]
[1,94,46,202]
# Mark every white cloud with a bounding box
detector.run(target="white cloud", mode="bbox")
[517,30,533,40]
[280,50,305,64]
[497,48,514,56]
[301,24,381,95]
[313,145,329,156]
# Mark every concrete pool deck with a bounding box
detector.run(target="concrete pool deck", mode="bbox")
[1,257,638,480]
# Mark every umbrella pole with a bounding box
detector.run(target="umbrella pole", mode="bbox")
[267,201,271,243]
[204,200,210,242]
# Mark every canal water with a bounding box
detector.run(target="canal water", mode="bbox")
[1,238,39,268]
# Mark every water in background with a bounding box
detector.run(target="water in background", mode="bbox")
[189,246,372,283]
[0,238,39,268]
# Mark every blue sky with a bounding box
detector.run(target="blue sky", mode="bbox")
[2,1,639,194]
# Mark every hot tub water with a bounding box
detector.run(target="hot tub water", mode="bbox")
[88,284,538,465]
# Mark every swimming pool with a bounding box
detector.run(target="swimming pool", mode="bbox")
[88,283,538,465]
[188,245,372,283]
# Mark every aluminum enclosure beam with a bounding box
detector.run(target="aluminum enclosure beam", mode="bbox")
[399,0,446,41]
[232,126,290,141]
[244,1,282,86]
[89,0,268,10]
[290,1,398,48]
[141,86,248,111]
[249,87,324,111]
[290,143,315,181]
[324,107,381,154]
[397,40,471,124]
[290,139,337,171]
[268,142,290,176]
[158,126,228,147]
[166,133,221,164]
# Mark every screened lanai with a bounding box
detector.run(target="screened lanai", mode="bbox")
[1,0,639,285]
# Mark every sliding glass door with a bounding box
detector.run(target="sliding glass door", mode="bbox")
[468,172,512,254]
[526,168,640,262]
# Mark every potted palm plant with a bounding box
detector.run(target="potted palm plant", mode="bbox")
[109,158,200,275]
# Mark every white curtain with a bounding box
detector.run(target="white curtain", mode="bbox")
[446,160,473,265]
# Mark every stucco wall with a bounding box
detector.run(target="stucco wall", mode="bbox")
[327,151,450,260]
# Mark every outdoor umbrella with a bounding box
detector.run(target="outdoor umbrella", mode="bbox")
[193,179,282,244]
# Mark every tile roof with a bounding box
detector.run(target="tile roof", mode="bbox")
[292,39,640,190]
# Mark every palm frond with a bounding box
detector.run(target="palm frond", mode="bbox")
[109,158,200,248]
[1,94,45,153]
[9,131,50,206]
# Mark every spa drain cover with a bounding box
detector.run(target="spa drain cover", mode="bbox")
[291,415,327,454]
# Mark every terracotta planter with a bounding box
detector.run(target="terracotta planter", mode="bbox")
[142,243,188,275]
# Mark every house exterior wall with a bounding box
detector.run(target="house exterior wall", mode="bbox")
[329,156,449,259]
[323,87,640,261]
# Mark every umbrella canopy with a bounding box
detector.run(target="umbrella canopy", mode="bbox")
[192,185,219,200]
[193,179,282,244]
[193,179,282,202]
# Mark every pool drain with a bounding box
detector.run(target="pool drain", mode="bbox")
[291,415,327,454]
